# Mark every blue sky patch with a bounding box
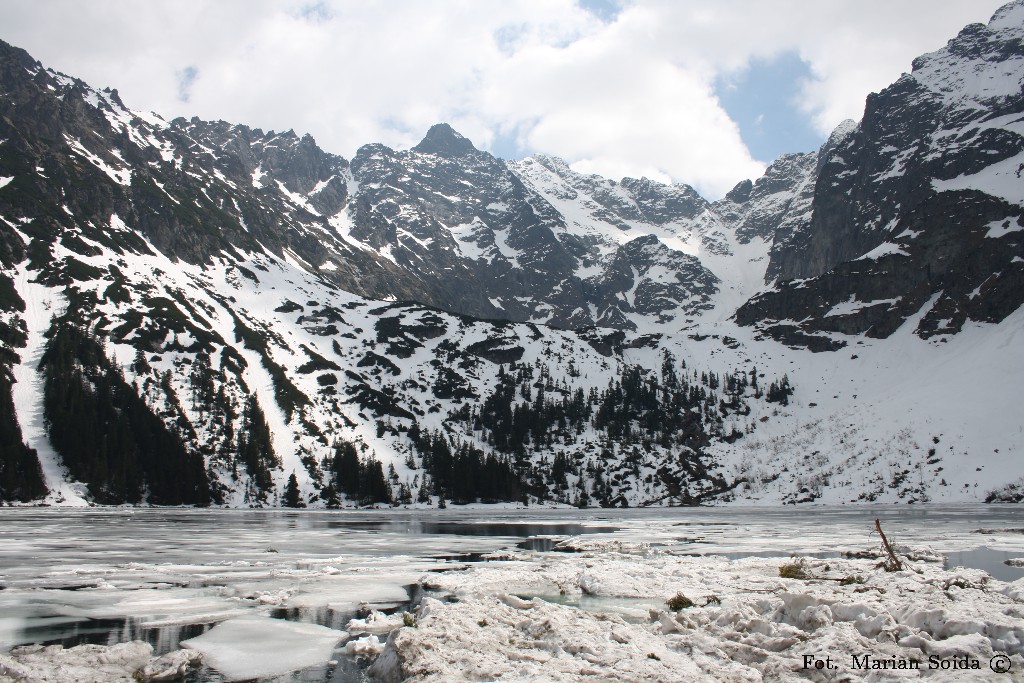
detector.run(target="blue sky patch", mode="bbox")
[177,66,199,103]
[577,0,623,23]
[488,127,528,161]
[715,51,825,164]
[299,2,333,23]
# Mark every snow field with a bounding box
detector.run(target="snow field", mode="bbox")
[374,540,1024,682]
[6,196,1023,507]
[8,260,89,506]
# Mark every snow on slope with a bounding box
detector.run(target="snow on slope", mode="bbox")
[9,263,89,506]
[933,150,1024,206]
[7,207,694,506]
[647,297,1024,505]
[911,8,1024,209]
[2,7,1023,506]
[911,2,1024,107]
[508,155,753,332]
[507,152,783,330]
[5,195,1022,507]
[689,235,773,324]
[509,156,707,257]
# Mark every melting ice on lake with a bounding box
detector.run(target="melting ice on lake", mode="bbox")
[0,505,1022,681]
[180,616,346,681]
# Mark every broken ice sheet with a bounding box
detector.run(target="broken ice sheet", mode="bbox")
[180,616,346,681]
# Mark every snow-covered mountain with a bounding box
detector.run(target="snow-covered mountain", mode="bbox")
[1,1,1022,508]
[737,2,1024,348]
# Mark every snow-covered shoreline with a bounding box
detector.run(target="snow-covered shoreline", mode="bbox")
[5,543,1021,682]
[370,541,1024,682]
[1,507,1022,682]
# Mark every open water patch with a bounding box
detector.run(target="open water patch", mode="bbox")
[324,520,617,538]
[944,546,1024,582]
[691,550,842,561]
[30,616,218,660]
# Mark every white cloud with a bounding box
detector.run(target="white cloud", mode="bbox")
[0,0,1009,198]
[785,0,1011,135]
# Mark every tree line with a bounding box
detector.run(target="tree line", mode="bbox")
[9,318,793,508]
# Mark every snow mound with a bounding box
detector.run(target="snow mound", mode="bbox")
[0,641,153,683]
[347,610,409,635]
[345,633,387,658]
[180,616,345,681]
[137,649,204,681]
[384,550,1024,681]
[553,536,655,554]
[368,596,710,682]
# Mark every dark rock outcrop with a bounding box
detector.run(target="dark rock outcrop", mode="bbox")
[735,3,1024,347]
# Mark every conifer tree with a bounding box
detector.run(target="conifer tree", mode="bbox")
[0,373,47,502]
[283,472,305,508]
[397,482,413,505]
[39,320,209,506]
[131,347,150,376]
[359,456,392,505]
[331,439,361,496]
[322,481,341,508]
[417,474,432,503]
[238,394,277,500]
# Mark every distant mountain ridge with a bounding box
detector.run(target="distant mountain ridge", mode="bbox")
[1,1,1022,507]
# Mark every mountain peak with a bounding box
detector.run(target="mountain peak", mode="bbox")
[412,123,478,156]
[990,0,1024,32]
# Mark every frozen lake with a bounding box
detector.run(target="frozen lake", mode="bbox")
[0,504,1021,681]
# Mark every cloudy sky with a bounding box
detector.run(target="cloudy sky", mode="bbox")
[0,0,1009,198]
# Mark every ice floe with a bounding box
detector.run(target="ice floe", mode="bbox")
[179,616,345,681]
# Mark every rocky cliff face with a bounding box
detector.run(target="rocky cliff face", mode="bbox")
[0,45,780,507]
[0,42,736,334]
[6,1,1022,348]
[0,40,413,302]
[736,3,1024,347]
[345,125,591,326]
[340,129,727,330]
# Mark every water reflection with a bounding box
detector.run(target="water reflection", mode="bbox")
[321,519,617,537]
